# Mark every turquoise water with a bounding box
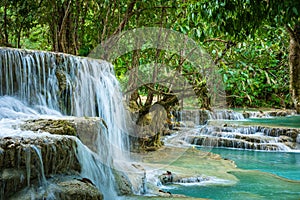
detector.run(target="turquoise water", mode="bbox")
[211,148,300,180]
[217,115,300,128]
[168,148,300,200]
[246,115,300,128]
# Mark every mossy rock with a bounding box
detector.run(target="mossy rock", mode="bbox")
[20,119,76,136]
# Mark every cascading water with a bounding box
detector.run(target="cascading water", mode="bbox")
[169,108,300,151]
[208,110,244,120]
[0,47,129,199]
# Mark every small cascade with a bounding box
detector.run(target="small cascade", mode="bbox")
[169,106,300,151]
[0,129,80,198]
[174,176,210,184]
[0,47,130,199]
[208,110,244,120]
[31,145,47,187]
[244,111,271,118]
[183,124,300,151]
[74,138,117,199]
[172,109,297,127]
[172,109,245,127]
[171,110,201,127]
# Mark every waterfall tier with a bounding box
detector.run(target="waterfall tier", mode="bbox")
[0,47,130,199]
[0,46,128,156]
[173,109,297,127]
[183,124,300,151]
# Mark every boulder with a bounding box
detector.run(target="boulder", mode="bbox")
[113,169,133,195]
[20,119,76,136]
[9,176,103,200]
[0,136,80,198]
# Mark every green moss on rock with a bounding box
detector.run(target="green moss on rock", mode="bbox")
[20,119,77,136]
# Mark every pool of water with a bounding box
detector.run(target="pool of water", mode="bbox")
[246,115,300,128]
[168,148,300,200]
[207,115,300,129]
[211,148,300,180]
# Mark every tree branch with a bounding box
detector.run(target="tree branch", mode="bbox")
[112,0,137,36]
[203,38,228,43]
[285,24,294,37]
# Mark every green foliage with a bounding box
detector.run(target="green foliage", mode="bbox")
[188,0,300,40]
[0,0,297,109]
[0,0,40,47]
[21,25,52,50]
[215,26,291,108]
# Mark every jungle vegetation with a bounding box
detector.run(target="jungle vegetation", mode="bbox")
[0,0,299,113]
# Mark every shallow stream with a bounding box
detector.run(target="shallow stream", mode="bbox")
[166,115,300,200]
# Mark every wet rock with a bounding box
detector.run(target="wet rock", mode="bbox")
[0,168,26,198]
[278,136,293,143]
[0,136,80,198]
[159,171,175,184]
[113,169,133,195]
[20,117,107,153]
[9,176,103,200]
[243,111,251,118]
[55,179,103,200]
[73,117,105,153]
[159,171,210,185]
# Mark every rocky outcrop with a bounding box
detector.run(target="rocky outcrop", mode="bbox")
[158,171,210,185]
[1,117,129,199]
[113,169,133,195]
[0,135,80,199]
[20,117,106,153]
[20,119,77,136]
[9,176,103,200]
[55,179,103,200]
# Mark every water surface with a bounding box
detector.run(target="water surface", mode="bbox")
[168,148,300,200]
[218,115,300,128]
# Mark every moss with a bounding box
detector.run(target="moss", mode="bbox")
[21,119,77,136]
[50,120,76,136]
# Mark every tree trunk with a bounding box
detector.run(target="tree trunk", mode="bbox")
[3,1,9,44]
[287,24,300,113]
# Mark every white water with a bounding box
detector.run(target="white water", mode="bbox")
[208,110,244,120]
[0,48,130,199]
[75,137,117,199]
[184,124,294,151]
[170,107,299,152]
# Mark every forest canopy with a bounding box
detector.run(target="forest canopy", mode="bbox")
[1,0,299,112]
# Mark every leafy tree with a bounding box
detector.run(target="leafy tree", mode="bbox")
[217,26,290,108]
[187,0,300,112]
[0,0,40,48]
[0,0,295,111]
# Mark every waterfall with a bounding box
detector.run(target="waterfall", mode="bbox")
[183,123,300,151]
[0,47,129,199]
[208,110,244,120]
[171,110,245,127]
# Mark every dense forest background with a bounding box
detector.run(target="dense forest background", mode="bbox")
[1,0,300,111]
